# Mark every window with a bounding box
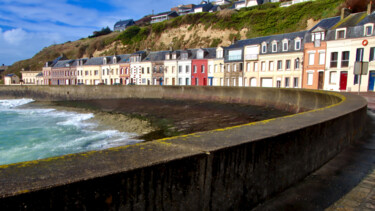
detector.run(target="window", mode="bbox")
[195,78,198,86]
[186,78,190,85]
[365,24,373,36]
[329,71,337,84]
[295,59,300,69]
[239,63,243,71]
[272,43,277,52]
[233,64,237,72]
[209,65,213,73]
[201,65,205,73]
[286,60,291,70]
[262,44,267,53]
[194,65,197,73]
[179,66,182,73]
[277,60,282,70]
[293,77,298,88]
[217,50,223,58]
[370,47,375,61]
[254,63,258,72]
[295,40,301,50]
[181,53,188,60]
[186,65,189,73]
[330,52,338,68]
[336,29,346,39]
[142,68,144,74]
[309,53,315,65]
[285,77,290,88]
[227,64,230,72]
[269,61,274,71]
[147,67,150,74]
[261,62,266,71]
[341,51,349,67]
[307,72,313,85]
[319,52,325,65]
[356,48,364,62]
[282,41,288,51]
[354,75,359,85]
[197,50,204,59]
[179,78,182,85]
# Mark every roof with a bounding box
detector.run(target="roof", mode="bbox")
[114,19,134,28]
[190,48,216,59]
[193,3,213,11]
[309,16,341,32]
[228,30,307,49]
[36,72,43,77]
[332,12,367,29]
[132,51,147,56]
[84,57,104,66]
[357,12,375,26]
[143,51,169,62]
[118,54,131,63]
[5,74,16,77]
[152,11,178,18]
[53,59,78,68]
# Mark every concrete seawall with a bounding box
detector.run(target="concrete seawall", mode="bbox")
[0,86,368,210]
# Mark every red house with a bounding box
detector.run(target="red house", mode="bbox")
[191,48,215,86]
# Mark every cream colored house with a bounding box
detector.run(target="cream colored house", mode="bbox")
[324,12,375,92]
[101,55,126,85]
[4,74,20,85]
[80,57,102,85]
[130,51,148,85]
[239,31,306,88]
[21,71,42,85]
[164,51,180,85]
[211,47,225,86]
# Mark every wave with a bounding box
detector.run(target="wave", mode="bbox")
[0,98,34,109]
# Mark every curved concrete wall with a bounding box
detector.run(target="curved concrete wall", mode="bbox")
[0,86,367,210]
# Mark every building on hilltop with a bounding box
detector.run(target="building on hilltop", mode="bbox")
[150,11,179,24]
[232,0,264,10]
[171,4,195,16]
[215,0,231,5]
[114,19,135,31]
[191,3,214,13]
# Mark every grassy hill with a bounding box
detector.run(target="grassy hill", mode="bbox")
[5,0,345,78]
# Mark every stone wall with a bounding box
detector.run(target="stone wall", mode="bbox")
[0,86,367,210]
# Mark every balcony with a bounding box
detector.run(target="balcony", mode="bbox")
[226,55,242,61]
[245,54,259,61]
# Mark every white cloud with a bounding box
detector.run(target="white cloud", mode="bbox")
[3,28,27,45]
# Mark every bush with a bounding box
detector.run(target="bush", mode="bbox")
[89,27,112,38]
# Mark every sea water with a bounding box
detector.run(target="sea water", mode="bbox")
[0,99,142,165]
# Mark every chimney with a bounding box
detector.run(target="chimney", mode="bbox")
[368,2,372,15]
[341,8,351,20]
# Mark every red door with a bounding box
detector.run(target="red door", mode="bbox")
[339,71,348,91]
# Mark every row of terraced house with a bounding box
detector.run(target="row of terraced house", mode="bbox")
[15,9,375,92]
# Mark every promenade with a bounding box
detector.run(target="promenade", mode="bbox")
[252,92,375,211]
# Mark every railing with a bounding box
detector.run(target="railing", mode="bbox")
[226,55,242,61]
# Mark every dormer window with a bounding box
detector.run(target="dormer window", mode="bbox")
[172,53,176,59]
[103,58,107,65]
[282,39,289,51]
[113,56,117,64]
[216,49,223,59]
[295,38,301,50]
[336,28,346,39]
[165,54,170,60]
[261,43,267,53]
[365,23,374,36]
[197,50,204,59]
[181,53,188,60]
[272,41,277,52]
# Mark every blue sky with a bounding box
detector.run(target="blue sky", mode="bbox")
[0,0,198,66]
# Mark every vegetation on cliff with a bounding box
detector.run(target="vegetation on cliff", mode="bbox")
[6,0,345,77]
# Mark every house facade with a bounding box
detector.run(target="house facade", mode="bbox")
[4,74,19,85]
[212,47,225,86]
[114,19,135,31]
[50,59,78,85]
[151,11,179,24]
[165,50,183,85]
[224,44,244,86]
[21,71,42,85]
[130,51,148,85]
[302,17,341,90]
[80,57,102,85]
[324,12,375,92]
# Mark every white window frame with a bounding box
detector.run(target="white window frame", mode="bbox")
[295,38,301,50]
[336,28,346,40]
[282,39,288,52]
[262,43,267,53]
[307,71,314,86]
[272,41,277,52]
[364,23,374,36]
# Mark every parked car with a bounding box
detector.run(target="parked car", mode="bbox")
[127,83,136,85]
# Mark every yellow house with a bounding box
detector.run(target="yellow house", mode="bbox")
[81,57,102,85]
[21,71,42,85]
[211,47,225,86]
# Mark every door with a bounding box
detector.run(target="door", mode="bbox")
[261,78,273,88]
[203,78,207,86]
[339,71,348,91]
[318,72,324,90]
[369,71,375,91]
[172,78,175,86]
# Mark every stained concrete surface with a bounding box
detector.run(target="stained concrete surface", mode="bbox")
[252,92,375,211]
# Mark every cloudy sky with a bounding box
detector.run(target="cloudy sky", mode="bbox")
[0,0,198,66]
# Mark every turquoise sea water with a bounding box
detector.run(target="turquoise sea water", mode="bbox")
[0,99,142,165]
